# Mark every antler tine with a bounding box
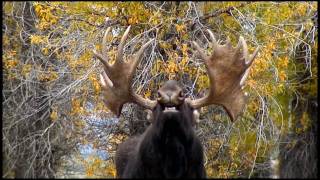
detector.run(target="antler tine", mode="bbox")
[239,67,250,87]
[133,39,154,69]
[100,71,113,88]
[99,74,107,87]
[247,47,260,66]
[102,27,111,58]
[207,29,218,48]
[240,45,259,87]
[238,36,260,67]
[192,41,209,62]
[93,50,111,74]
[235,37,242,52]
[117,25,131,62]
[240,36,249,63]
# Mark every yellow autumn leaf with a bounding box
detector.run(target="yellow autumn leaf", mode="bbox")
[30,35,44,45]
[42,47,49,55]
[50,110,58,121]
[105,165,116,178]
[86,166,94,177]
[175,24,186,34]
[167,61,178,74]
[278,70,286,81]
[21,64,32,77]
[144,90,151,98]
[4,60,19,69]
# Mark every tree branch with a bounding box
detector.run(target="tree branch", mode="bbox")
[200,2,251,21]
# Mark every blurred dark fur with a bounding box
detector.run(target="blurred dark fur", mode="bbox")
[115,102,206,178]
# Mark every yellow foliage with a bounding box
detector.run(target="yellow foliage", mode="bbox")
[206,138,222,158]
[50,110,58,122]
[89,73,101,94]
[181,43,188,54]
[38,70,58,82]
[128,16,139,25]
[175,24,186,34]
[104,162,117,178]
[86,166,94,177]
[152,59,164,75]
[159,41,171,49]
[94,101,110,113]
[108,134,126,145]
[295,3,308,16]
[21,64,32,78]
[82,155,117,178]
[278,70,286,82]
[4,60,19,70]
[167,60,179,74]
[71,98,85,115]
[74,119,86,129]
[197,74,210,90]
[144,90,151,98]
[278,56,289,68]
[150,12,161,25]
[41,47,50,56]
[33,2,59,30]
[30,35,45,45]
[246,99,259,114]
[3,2,318,178]
[93,158,102,167]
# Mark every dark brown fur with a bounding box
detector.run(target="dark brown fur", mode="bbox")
[115,102,206,178]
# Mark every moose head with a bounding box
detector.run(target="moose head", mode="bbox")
[93,26,259,178]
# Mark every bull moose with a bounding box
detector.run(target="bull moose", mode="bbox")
[93,26,259,178]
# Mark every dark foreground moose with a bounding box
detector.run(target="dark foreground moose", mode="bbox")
[93,26,259,178]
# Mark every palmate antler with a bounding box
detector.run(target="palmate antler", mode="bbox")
[93,26,156,117]
[190,30,259,121]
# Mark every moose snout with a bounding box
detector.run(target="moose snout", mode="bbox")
[157,80,185,107]
[158,91,184,107]
[157,91,172,104]
[166,92,173,100]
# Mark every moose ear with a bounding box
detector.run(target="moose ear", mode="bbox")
[145,109,153,123]
[192,109,200,126]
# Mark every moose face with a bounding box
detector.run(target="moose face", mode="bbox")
[149,80,199,126]
[153,100,195,128]
[157,80,185,108]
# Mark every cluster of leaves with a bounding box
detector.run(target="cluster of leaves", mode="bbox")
[2,1,317,178]
[82,155,116,178]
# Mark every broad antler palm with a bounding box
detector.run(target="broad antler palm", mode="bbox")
[190,30,259,121]
[93,26,156,117]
